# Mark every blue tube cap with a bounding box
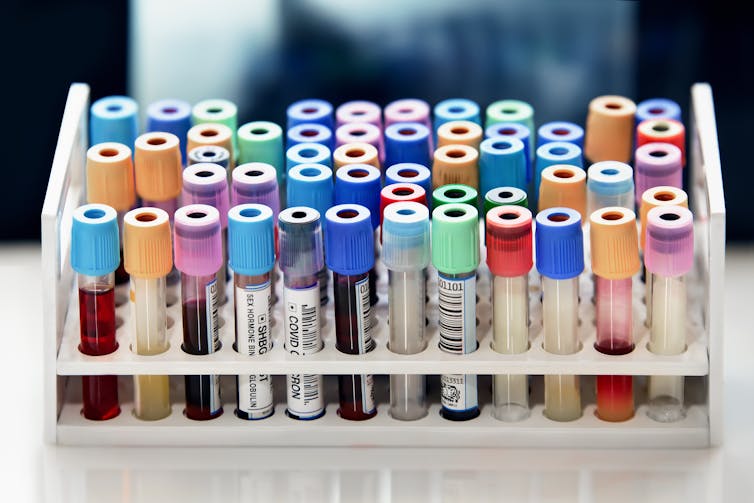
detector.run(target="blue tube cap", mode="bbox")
[534,141,583,194]
[537,121,585,150]
[385,163,432,197]
[287,163,334,218]
[286,142,332,171]
[287,99,334,129]
[484,122,531,181]
[324,204,375,275]
[228,204,275,276]
[147,99,192,161]
[384,122,432,168]
[535,207,584,280]
[286,123,334,150]
[71,204,121,276]
[334,164,382,229]
[636,98,682,124]
[434,99,481,129]
[479,137,527,194]
[90,96,139,149]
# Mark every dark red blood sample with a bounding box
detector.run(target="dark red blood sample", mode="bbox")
[78,287,118,356]
[596,375,634,422]
[82,375,120,420]
[338,375,376,421]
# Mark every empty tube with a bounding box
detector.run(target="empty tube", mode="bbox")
[645,205,694,422]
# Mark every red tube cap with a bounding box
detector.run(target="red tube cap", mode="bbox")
[486,205,533,277]
[379,183,427,227]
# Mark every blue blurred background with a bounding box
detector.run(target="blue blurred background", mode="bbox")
[6,0,753,240]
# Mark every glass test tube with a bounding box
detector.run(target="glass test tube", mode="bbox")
[432,203,480,421]
[645,206,694,422]
[487,205,533,421]
[383,202,431,420]
[535,208,585,422]
[174,205,224,420]
[229,204,276,420]
[71,204,121,420]
[123,208,173,420]
[590,207,641,422]
[325,204,378,421]
[279,207,326,420]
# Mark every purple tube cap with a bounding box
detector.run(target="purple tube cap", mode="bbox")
[231,162,280,216]
[645,205,694,277]
[635,142,682,177]
[182,163,229,228]
[174,204,223,277]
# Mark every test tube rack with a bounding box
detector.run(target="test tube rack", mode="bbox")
[42,83,724,447]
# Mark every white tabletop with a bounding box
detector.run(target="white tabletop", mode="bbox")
[2,243,752,502]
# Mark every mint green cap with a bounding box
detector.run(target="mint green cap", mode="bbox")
[485,100,534,153]
[238,121,284,185]
[431,203,480,274]
[192,99,239,155]
[432,184,478,208]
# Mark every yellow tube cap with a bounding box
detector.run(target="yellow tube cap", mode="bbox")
[123,207,173,278]
[432,144,479,190]
[589,207,640,279]
[186,123,234,167]
[437,120,483,149]
[584,96,636,163]
[134,132,183,201]
[538,165,587,219]
[639,186,688,250]
[333,142,380,172]
[86,142,136,211]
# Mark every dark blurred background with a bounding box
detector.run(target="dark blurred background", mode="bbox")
[6,0,753,241]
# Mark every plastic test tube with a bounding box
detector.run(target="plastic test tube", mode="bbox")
[432,203,480,421]
[286,142,332,172]
[645,205,694,422]
[383,202,431,420]
[537,121,585,150]
[174,204,224,420]
[325,204,378,421]
[192,99,239,157]
[534,141,583,202]
[587,161,635,215]
[432,144,479,191]
[433,184,478,209]
[384,123,432,169]
[147,99,192,163]
[237,121,285,185]
[287,163,334,307]
[535,208,584,422]
[487,205,533,421]
[228,204,276,420]
[278,207,326,420]
[436,120,484,149]
[182,163,230,305]
[188,145,231,171]
[71,204,121,420]
[538,165,587,219]
[123,207,173,421]
[90,96,138,149]
[483,187,528,215]
[287,99,334,130]
[385,164,432,205]
[186,123,235,170]
[86,142,136,285]
[634,142,683,207]
[590,207,641,422]
[479,137,527,195]
[584,95,636,164]
[332,142,380,174]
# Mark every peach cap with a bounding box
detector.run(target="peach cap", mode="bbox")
[437,120,483,149]
[589,207,640,280]
[584,95,636,163]
[86,142,136,211]
[538,165,587,219]
[123,207,173,278]
[333,142,380,173]
[432,144,479,190]
[186,123,234,167]
[639,186,688,250]
[134,132,183,202]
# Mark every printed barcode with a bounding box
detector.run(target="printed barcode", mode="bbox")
[284,284,321,357]
[301,304,318,352]
[438,277,465,354]
[206,279,220,353]
[355,276,374,353]
[303,373,320,401]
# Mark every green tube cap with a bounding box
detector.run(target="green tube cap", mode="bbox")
[238,121,285,183]
[431,203,480,274]
[432,183,478,208]
[483,186,528,215]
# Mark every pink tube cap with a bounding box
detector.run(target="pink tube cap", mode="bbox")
[634,142,683,205]
[486,205,533,277]
[174,204,223,277]
[644,205,694,277]
[182,163,229,229]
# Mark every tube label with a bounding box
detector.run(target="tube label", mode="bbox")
[354,276,373,354]
[441,374,478,412]
[284,284,321,355]
[437,274,476,354]
[235,281,272,356]
[286,374,325,419]
[362,374,376,414]
[237,374,274,419]
[205,278,220,353]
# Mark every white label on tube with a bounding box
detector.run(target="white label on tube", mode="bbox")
[209,374,222,413]
[286,374,324,419]
[284,284,321,356]
[237,374,274,419]
[441,374,478,412]
[362,374,376,414]
[437,274,476,354]
[235,281,272,356]
[355,276,373,353]
[205,278,220,353]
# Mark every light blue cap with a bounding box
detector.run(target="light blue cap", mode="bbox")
[636,98,682,124]
[382,202,430,272]
[534,141,583,194]
[228,204,275,276]
[90,96,138,149]
[433,99,481,129]
[286,142,332,172]
[479,137,527,195]
[287,163,334,218]
[587,161,634,196]
[535,207,584,280]
[334,164,382,229]
[537,121,584,150]
[286,123,334,150]
[71,204,120,276]
[484,122,531,181]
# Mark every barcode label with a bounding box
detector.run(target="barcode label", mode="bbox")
[441,374,478,412]
[237,374,274,419]
[235,281,272,356]
[437,274,476,354]
[205,279,220,353]
[286,373,324,419]
[361,374,376,414]
[284,284,321,356]
[354,276,374,354]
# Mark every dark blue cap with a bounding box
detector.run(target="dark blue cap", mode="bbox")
[636,98,682,124]
[384,163,432,203]
[287,163,334,218]
[484,122,531,182]
[286,123,334,150]
[90,96,138,150]
[71,204,121,276]
[324,204,375,275]
[228,204,275,276]
[334,164,382,229]
[537,121,584,150]
[147,99,192,162]
[535,207,584,279]
[384,122,432,168]
[287,99,334,129]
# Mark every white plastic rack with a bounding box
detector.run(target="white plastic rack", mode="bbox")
[42,83,725,447]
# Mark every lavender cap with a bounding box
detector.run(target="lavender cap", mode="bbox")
[182,163,229,228]
[645,205,694,277]
[634,142,683,205]
[231,162,280,219]
[174,204,223,277]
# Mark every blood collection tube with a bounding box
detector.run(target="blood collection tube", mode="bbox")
[237,121,285,185]
[86,142,136,285]
[436,120,484,149]
[385,164,432,205]
[634,143,683,207]
[538,165,587,219]
[485,122,531,166]
[336,100,384,162]
[432,184,478,209]
[286,143,332,172]
[534,141,583,201]
[587,161,635,215]
[186,123,235,169]
[192,99,239,154]
[636,118,686,166]
[134,132,183,217]
[384,98,432,131]
[535,208,584,422]
[537,121,585,150]
[434,98,481,129]
[228,204,276,420]
[590,207,640,422]
[383,202,431,420]
[287,99,334,129]
[71,204,121,420]
[432,144,479,191]
[325,204,378,421]
[90,96,138,149]
[432,203,480,421]
[182,163,230,305]
[231,163,280,223]
[636,98,682,124]
[483,187,528,216]
[287,123,333,150]
[335,122,382,153]
[479,137,527,195]
[584,95,636,164]
[188,145,231,171]
[485,100,534,179]
[380,183,427,224]
[645,205,694,422]
[487,205,533,421]
[174,204,224,420]
[278,207,326,420]
[332,142,380,174]
[147,99,192,163]
[384,123,432,169]
[123,207,173,421]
